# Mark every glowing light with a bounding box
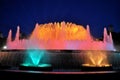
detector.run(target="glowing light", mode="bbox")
[6,21,115,50]
[30,22,88,40]
[21,63,51,67]
[3,45,7,49]
[21,50,52,69]
[82,51,111,67]
[24,50,45,66]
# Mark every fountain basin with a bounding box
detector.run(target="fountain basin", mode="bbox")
[19,63,53,71]
[81,64,113,71]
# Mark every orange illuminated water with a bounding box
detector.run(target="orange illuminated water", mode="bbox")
[81,51,111,67]
[6,21,115,50]
[30,22,88,40]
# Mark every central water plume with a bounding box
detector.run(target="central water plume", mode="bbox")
[30,22,88,41]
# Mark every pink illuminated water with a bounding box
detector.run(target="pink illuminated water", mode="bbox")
[6,22,115,50]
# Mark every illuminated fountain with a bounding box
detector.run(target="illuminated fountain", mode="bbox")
[6,21,115,70]
[83,51,109,67]
[19,50,52,71]
[7,21,115,50]
[80,51,113,71]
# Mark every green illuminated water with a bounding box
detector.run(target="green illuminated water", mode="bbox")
[21,63,51,67]
[23,50,45,66]
[29,50,44,65]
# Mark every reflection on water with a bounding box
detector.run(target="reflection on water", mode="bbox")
[1,69,117,74]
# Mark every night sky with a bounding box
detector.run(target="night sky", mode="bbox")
[0,0,120,38]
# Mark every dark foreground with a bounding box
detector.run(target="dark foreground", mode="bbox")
[0,69,120,80]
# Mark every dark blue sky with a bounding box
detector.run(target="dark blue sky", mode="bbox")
[0,0,120,38]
